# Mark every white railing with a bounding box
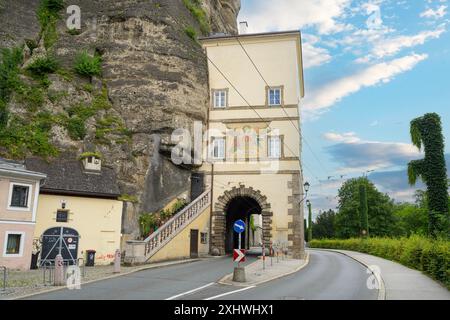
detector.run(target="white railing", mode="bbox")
[138,189,211,261]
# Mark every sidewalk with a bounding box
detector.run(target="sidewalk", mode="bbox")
[325,249,450,300]
[219,253,309,287]
[1,258,200,300]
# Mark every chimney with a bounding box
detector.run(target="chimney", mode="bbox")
[81,154,102,173]
[239,21,248,35]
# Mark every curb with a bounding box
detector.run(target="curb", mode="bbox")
[217,252,310,287]
[312,249,386,300]
[7,258,201,300]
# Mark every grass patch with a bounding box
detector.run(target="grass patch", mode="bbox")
[74,51,102,77]
[310,236,450,289]
[182,0,210,35]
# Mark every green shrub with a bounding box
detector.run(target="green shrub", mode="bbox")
[310,236,450,289]
[26,56,58,76]
[185,26,197,40]
[65,116,86,140]
[182,0,210,34]
[74,51,102,77]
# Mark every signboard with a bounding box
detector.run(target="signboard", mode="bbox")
[233,249,246,263]
[233,220,246,234]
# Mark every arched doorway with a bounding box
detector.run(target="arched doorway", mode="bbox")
[40,227,79,266]
[225,196,261,253]
[212,185,273,255]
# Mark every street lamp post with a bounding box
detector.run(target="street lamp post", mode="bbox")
[295,181,310,259]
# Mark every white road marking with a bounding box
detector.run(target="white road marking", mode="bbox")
[204,286,256,300]
[165,282,215,300]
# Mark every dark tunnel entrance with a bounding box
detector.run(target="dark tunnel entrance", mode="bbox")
[225,196,262,253]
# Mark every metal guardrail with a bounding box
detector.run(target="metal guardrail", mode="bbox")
[1,266,6,291]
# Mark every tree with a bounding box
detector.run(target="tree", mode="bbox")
[408,113,449,237]
[307,201,313,242]
[336,177,395,238]
[359,183,369,237]
[312,210,336,239]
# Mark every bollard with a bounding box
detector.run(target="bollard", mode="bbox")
[113,249,121,273]
[1,266,6,291]
[54,254,65,286]
[232,266,246,282]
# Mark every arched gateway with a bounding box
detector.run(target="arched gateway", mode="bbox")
[211,185,273,255]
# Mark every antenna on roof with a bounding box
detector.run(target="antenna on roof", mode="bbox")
[239,21,248,35]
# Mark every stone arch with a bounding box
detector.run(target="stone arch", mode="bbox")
[211,185,273,255]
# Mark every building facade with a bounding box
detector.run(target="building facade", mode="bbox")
[199,31,306,258]
[0,159,46,270]
[25,156,123,266]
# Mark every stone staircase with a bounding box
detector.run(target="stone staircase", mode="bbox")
[124,189,211,264]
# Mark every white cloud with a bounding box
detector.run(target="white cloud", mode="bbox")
[302,42,332,69]
[420,5,447,19]
[238,0,352,35]
[323,132,422,174]
[303,53,428,112]
[323,132,361,143]
[371,25,446,58]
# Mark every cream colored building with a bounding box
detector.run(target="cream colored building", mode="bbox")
[125,30,307,264]
[26,157,123,266]
[199,30,306,258]
[0,158,46,270]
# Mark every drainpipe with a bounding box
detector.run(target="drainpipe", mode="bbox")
[205,48,215,255]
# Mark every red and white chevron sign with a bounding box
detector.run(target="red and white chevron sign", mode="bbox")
[233,249,246,262]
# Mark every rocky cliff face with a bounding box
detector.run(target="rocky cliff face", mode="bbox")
[0,0,240,236]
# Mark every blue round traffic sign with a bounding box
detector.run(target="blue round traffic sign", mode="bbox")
[233,219,246,234]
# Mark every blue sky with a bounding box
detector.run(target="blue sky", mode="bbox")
[239,0,450,215]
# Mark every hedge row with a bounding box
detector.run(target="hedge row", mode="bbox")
[309,236,450,289]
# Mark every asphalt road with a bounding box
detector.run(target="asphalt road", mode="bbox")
[24,250,378,300]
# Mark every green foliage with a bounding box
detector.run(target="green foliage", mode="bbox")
[312,210,336,239]
[185,26,197,40]
[392,201,428,237]
[335,177,395,238]
[74,51,102,77]
[0,114,58,158]
[16,85,45,111]
[310,236,450,289]
[118,194,139,203]
[78,151,103,160]
[92,88,112,110]
[0,47,23,128]
[182,0,211,35]
[250,215,256,232]
[139,199,188,238]
[47,90,68,103]
[359,183,369,237]
[408,113,449,238]
[64,115,86,140]
[307,202,313,242]
[37,0,64,49]
[26,56,58,77]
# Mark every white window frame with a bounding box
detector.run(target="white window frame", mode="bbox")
[211,137,226,160]
[213,90,227,108]
[7,182,33,212]
[268,88,282,106]
[268,136,282,159]
[3,231,25,257]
